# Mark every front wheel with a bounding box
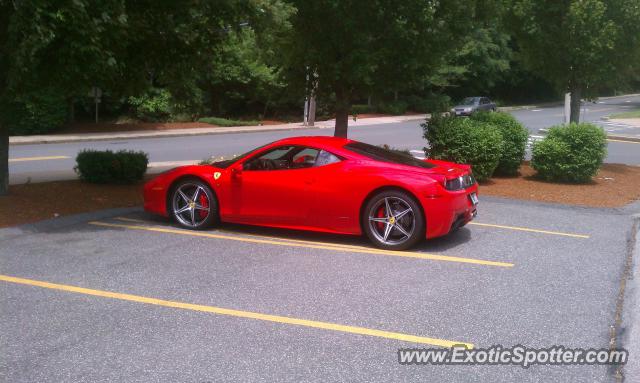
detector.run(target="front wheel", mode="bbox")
[362,190,425,250]
[170,179,218,230]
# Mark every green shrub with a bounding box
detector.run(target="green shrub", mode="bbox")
[198,116,260,126]
[377,100,408,115]
[470,111,529,176]
[128,88,172,122]
[351,104,374,115]
[75,150,149,184]
[423,114,503,181]
[1,88,67,135]
[531,123,607,183]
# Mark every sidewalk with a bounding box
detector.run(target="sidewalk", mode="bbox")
[600,118,640,142]
[9,114,427,145]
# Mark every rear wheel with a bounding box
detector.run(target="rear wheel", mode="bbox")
[362,190,425,250]
[170,179,218,230]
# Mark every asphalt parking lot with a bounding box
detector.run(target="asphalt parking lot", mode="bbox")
[1,196,638,382]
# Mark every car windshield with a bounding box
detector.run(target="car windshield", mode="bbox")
[344,142,435,169]
[460,97,478,106]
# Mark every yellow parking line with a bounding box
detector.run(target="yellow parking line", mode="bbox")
[469,222,589,239]
[0,274,472,348]
[9,155,70,162]
[607,139,640,144]
[91,221,513,268]
[115,216,391,253]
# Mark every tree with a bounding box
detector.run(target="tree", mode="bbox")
[282,0,474,137]
[0,0,252,195]
[509,0,640,123]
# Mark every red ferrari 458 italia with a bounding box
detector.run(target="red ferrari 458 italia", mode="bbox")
[144,136,478,250]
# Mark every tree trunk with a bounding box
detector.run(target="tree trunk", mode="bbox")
[334,107,349,137]
[0,123,8,196]
[570,86,581,124]
[334,86,350,137]
[68,98,76,123]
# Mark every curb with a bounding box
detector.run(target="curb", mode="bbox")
[537,128,640,143]
[9,115,428,146]
[618,215,640,382]
[9,125,315,146]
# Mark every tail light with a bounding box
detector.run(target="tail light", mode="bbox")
[445,173,476,191]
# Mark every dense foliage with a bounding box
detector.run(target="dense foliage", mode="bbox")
[1,88,67,135]
[423,115,503,181]
[470,111,529,176]
[0,0,639,194]
[531,123,607,183]
[75,150,149,184]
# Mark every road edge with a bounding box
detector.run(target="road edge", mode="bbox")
[616,215,640,382]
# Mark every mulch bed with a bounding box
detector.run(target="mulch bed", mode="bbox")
[1,163,638,228]
[0,181,144,228]
[480,163,640,208]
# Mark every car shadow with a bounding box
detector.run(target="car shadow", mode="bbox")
[127,211,474,252]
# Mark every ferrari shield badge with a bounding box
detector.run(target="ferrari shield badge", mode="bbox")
[213,172,221,180]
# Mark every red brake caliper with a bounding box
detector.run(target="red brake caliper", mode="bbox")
[198,193,209,219]
[376,206,385,231]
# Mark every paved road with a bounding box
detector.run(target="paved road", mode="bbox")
[8,95,640,184]
[1,197,638,382]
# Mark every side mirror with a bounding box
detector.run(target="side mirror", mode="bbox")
[231,163,243,177]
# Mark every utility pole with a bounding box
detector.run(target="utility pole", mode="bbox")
[564,92,571,124]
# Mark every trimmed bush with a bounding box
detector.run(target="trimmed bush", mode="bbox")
[1,88,67,135]
[128,88,172,122]
[75,150,149,184]
[423,114,503,181]
[470,111,529,176]
[531,123,607,183]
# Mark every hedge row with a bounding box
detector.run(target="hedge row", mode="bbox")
[75,150,149,184]
[423,111,528,181]
[423,112,606,183]
[531,123,607,183]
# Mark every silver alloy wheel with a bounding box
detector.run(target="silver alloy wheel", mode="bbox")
[172,183,211,228]
[367,196,415,246]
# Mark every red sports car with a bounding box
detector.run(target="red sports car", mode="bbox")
[144,136,478,250]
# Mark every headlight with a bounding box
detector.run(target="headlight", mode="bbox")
[450,108,456,112]
[464,107,472,112]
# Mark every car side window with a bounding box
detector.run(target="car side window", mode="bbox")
[315,150,341,167]
[291,147,320,169]
[243,145,326,171]
[244,146,296,171]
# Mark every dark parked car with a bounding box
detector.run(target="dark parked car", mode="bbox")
[451,97,496,116]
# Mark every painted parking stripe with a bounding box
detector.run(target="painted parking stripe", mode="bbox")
[114,216,422,254]
[90,221,514,268]
[9,155,70,162]
[0,274,472,348]
[469,222,589,239]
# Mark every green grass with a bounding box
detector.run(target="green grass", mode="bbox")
[198,117,261,127]
[609,109,640,119]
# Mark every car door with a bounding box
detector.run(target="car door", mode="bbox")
[228,145,319,227]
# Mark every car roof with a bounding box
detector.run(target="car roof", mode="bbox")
[271,136,353,149]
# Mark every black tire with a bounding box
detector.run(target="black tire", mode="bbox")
[169,178,219,230]
[362,190,425,250]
